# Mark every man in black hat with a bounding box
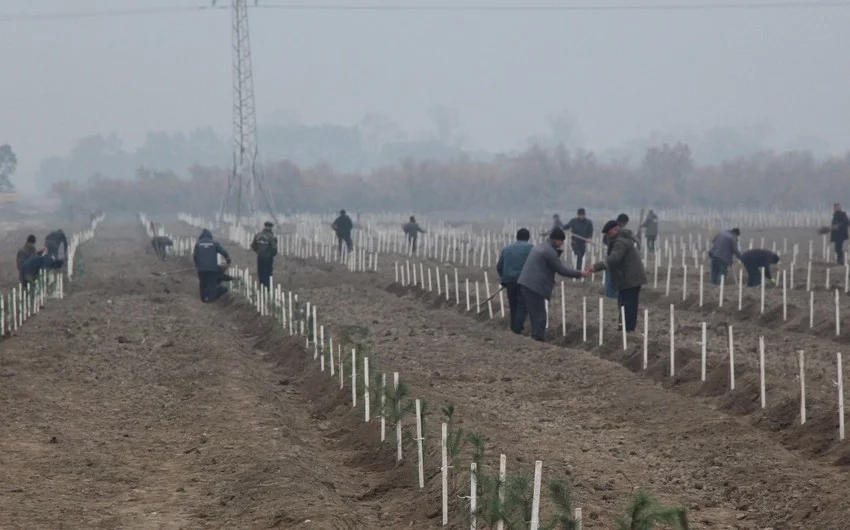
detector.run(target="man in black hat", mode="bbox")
[564,208,593,270]
[588,220,647,333]
[517,227,590,341]
[251,221,278,289]
[17,235,39,273]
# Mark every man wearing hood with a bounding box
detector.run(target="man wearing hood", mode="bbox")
[517,227,590,341]
[251,221,278,288]
[44,229,68,260]
[589,220,647,333]
[403,216,426,255]
[193,229,232,303]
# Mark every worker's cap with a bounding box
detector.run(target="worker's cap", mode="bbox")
[264,221,273,228]
[602,220,619,234]
[577,208,586,215]
[549,227,566,241]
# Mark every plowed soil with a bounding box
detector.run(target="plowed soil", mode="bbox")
[160,217,850,529]
[2,217,850,529]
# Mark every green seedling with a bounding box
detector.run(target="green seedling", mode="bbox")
[615,489,689,530]
[442,404,467,492]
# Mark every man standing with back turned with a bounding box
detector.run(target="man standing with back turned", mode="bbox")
[332,209,354,256]
[518,227,589,341]
[193,229,232,303]
[831,203,849,265]
[496,228,533,334]
[709,227,742,285]
[251,221,278,289]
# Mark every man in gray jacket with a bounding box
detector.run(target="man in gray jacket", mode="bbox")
[496,228,533,334]
[709,228,742,285]
[518,227,589,341]
[589,220,648,333]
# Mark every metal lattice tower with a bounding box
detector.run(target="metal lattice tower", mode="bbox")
[216,0,277,227]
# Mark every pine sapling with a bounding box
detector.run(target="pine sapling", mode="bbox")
[615,489,689,530]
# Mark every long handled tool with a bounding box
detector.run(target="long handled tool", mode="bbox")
[151,268,195,277]
[478,286,506,307]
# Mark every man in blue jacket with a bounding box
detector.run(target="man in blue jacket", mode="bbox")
[496,228,533,334]
[193,229,232,303]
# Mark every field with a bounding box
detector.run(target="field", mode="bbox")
[1,212,849,529]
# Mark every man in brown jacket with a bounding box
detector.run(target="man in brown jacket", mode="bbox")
[16,235,38,272]
[588,220,647,333]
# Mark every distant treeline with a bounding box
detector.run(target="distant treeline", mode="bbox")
[50,143,848,216]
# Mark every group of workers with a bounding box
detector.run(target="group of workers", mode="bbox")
[15,230,69,290]
[499,210,648,341]
[178,221,277,304]
[497,203,847,343]
[709,203,849,287]
[163,203,849,346]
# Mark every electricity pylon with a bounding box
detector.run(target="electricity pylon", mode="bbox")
[214,0,278,227]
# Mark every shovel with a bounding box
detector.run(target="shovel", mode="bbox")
[152,268,195,277]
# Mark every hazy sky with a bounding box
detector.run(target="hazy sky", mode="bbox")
[3,0,850,179]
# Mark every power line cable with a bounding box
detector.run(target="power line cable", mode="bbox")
[256,1,850,12]
[2,1,849,23]
[0,6,224,23]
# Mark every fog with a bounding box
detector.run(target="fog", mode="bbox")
[2,0,849,209]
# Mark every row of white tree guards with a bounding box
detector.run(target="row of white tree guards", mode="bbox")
[393,258,847,443]
[0,214,104,337]
[168,209,849,443]
[161,212,588,529]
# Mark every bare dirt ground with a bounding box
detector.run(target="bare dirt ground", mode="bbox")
[0,219,430,529]
[161,217,850,529]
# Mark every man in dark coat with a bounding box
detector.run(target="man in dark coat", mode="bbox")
[17,235,38,273]
[831,203,849,265]
[193,229,232,303]
[251,221,278,288]
[151,236,173,260]
[589,220,648,333]
[563,208,593,270]
[403,216,426,255]
[331,209,354,256]
[709,228,742,285]
[740,249,780,287]
[640,209,659,252]
[496,228,533,334]
[20,253,64,291]
[44,229,68,260]
[517,227,589,341]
